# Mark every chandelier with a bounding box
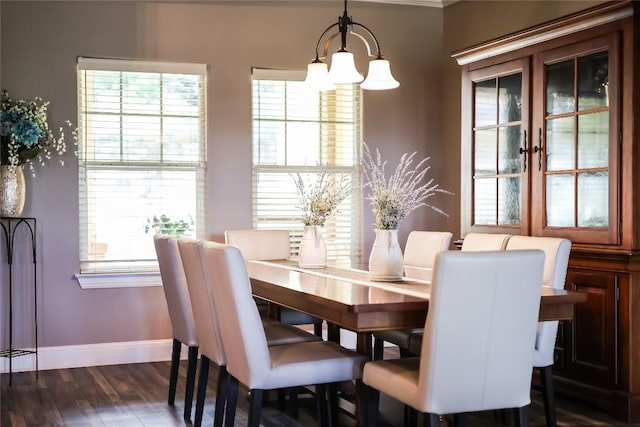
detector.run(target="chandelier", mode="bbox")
[304,0,400,91]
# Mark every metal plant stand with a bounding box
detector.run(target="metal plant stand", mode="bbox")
[0,217,37,385]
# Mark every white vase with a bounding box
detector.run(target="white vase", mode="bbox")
[0,165,26,217]
[369,228,404,281]
[299,225,327,268]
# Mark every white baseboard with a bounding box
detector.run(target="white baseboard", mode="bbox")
[0,330,389,374]
[0,339,178,374]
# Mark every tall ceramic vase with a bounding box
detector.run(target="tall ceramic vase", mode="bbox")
[0,165,26,217]
[299,225,327,268]
[369,228,404,281]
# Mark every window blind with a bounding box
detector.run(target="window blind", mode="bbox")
[251,68,362,265]
[77,57,207,273]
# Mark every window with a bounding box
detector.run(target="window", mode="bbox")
[77,57,206,275]
[251,69,362,265]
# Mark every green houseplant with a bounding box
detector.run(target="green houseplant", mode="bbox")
[145,214,194,237]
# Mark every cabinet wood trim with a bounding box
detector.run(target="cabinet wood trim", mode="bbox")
[452,2,632,66]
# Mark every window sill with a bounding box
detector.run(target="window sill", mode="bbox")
[75,272,161,289]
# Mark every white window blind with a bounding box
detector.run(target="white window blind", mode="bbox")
[251,68,362,265]
[77,57,207,274]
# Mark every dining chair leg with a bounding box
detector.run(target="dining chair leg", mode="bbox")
[540,365,557,427]
[427,413,440,426]
[277,389,286,412]
[224,376,239,427]
[399,347,411,358]
[248,389,263,427]
[214,365,230,427]
[194,356,209,427]
[405,405,418,427]
[373,338,384,360]
[288,387,299,418]
[327,382,339,427]
[184,345,198,420]
[516,405,530,427]
[452,413,466,426]
[361,383,380,426]
[168,338,181,405]
[315,384,329,427]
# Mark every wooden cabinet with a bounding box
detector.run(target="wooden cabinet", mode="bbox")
[454,1,640,422]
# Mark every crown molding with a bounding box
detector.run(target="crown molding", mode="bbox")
[231,0,458,7]
[355,0,454,7]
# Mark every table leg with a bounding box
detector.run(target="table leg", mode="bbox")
[354,332,373,427]
[327,323,341,343]
[356,332,373,359]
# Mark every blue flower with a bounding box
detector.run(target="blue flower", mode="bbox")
[11,119,41,147]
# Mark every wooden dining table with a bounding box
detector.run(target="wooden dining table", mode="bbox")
[247,259,587,358]
[247,258,587,425]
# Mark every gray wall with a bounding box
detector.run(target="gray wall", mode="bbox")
[0,0,605,350]
[0,1,445,348]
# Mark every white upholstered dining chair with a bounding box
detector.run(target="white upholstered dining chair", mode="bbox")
[177,238,320,427]
[199,240,368,427]
[153,234,198,421]
[361,250,545,426]
[372,230,453,360]
[505,235,572,427]
[401,232,514,357]
[460,232,512,251]
[224,229,324,336]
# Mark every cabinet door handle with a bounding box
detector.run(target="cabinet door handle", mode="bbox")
[518,129,528,172]
[534,127,543,171]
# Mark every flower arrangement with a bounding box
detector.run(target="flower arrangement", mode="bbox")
[0,90,77,174]
[362,143,452,230]
[292,166,352,227]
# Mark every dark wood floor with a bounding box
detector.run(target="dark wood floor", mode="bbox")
[2,351,639,426]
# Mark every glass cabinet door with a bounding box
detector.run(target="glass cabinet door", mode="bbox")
[533,34,619,244]
[461,59,530,236]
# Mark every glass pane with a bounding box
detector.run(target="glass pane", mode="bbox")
[498,177,521,225]
[253,81,285,119]
[287,82,320,121]
[87,168,197,261]
[162,74,201,116]
[122,72,161,115]
[475,79,497,127]
[578,112,609,169]
[286,122,320,165]
[474,178,496,225]
[474,128,496,176]
[123,116,161,162]
[546,59,575,115]
[578,172,608,227]
[498,125,521,174]
[546,117,574,171]
[547,174,575,227]
[88,71,122,114]
[253,120,285,165]
[163,117,200,163]
[498,73,522,124]
[578,51,609,111]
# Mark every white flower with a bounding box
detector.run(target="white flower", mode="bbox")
[292,166,352,227]
[362,142,452,230]
[1,90,78,176]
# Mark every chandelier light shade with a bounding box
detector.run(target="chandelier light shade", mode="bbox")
[362,58,399,90]
[305,0,399,91]
[327,52,363,84]
[304,61,337,91]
